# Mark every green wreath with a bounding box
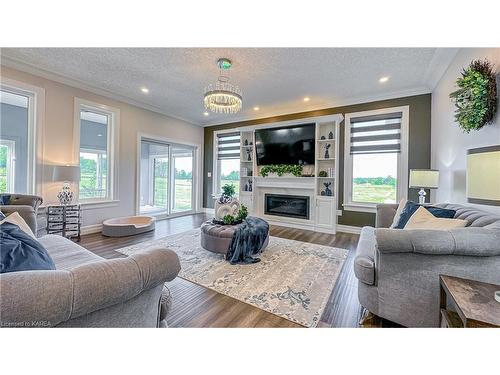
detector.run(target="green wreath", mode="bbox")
[449,59,497,133]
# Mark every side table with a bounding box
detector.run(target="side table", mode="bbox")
[46,204,82,241]
[439,275,500,328]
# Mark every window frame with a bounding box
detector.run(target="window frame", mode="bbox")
[0,79,45,195]
[212,129,241,197]
[73,97,120,205]
[343,106,409,213]
[136,133,200,219]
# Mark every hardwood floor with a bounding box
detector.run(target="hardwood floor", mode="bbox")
[79,213,366,328]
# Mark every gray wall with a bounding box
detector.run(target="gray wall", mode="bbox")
[0,103,29,193]
[203,94,432,227]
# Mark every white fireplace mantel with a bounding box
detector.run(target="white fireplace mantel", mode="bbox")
[253,176,315,190]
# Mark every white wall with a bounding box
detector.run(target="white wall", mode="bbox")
[431,48,500,214]
[0,65,204,227]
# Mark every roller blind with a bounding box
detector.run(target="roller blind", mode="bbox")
[217,132,241,160]
[349,112,402,155]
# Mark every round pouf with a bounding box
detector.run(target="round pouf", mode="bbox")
[200,219,269,257]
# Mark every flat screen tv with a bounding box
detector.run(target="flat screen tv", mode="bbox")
[255,123,315,166]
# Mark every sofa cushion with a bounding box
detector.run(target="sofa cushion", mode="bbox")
[0,222,56,273]
[38,235,103,270]
[354,227,376,285]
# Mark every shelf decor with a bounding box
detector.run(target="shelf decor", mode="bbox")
[260,164,303,177]
[449,59,497,133]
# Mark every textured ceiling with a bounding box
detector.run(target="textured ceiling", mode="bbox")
[1,48,457,126]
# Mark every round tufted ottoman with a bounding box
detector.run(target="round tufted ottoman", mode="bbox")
[200,220,269,257]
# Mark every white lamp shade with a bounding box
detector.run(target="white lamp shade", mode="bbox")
[467,146,500,206]
[409,169,439,189]
[52,165,80,182]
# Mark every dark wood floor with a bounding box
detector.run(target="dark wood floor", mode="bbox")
[79,213,368,328]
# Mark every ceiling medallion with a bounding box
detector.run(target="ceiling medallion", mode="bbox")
[204,58,242,114]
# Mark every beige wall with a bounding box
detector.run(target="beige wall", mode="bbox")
[431,48,500,214]
[0,65,204,227]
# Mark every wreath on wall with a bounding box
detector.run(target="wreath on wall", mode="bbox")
[449,59,497,133]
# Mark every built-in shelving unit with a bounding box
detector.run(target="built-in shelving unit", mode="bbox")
[239,131,255,210]
[236,114,343,233]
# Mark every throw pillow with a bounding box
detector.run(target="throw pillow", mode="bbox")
[0,211,36,239]
[394,201,456,229]
[390,198,407,228]
[0,194,11,205]
[404,206,468,230]
[0,222,56,274]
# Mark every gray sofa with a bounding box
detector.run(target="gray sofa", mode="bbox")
[354,203,500,327]
[0,194,43,234]
[0,235,181,327]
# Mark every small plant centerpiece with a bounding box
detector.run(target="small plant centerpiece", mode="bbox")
[219,184,236,204]
[214,184,241,223]
[260,164,303,177]
[221,204,248,225]
[449,59,497,133]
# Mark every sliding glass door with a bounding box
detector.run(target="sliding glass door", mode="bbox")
[139,138,195,216]
[172,146,194,213]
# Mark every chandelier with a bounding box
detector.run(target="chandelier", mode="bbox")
[204,58,242,114]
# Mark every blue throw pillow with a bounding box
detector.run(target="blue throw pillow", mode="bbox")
[0,222,56,273]
[394,201,456,229]
[0,195,11,205]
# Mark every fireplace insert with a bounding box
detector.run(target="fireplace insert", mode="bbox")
[264,194,310,220]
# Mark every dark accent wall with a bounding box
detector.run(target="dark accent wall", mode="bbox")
[203,94,432,227]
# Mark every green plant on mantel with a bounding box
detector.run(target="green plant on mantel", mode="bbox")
[260,164,303,177]
[449,59,497,133]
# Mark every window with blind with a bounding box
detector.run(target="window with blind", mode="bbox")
[344,106,409,212]
[214,132,241,195]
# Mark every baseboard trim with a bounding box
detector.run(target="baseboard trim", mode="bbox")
[81,224,103,235]
[200,208,215,214]
[336,224,362,235]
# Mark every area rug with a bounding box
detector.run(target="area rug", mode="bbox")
[115,229,348,327]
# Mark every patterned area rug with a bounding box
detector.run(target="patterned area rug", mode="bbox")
[116,229,348,327]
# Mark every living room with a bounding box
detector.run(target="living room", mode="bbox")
[1,2,498,374]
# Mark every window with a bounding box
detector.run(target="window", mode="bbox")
[344,106,409,212]
[0,87,37,194]
[75,98,119,203]
[139,137,196,216]
[214,131,240,196]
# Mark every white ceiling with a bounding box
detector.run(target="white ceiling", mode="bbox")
[1,48,458,126]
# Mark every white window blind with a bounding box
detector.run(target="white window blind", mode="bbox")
[217,132,240,160]
[350,112,402,154]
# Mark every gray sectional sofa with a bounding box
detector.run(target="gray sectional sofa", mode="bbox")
[0,234,181,328]
[354,203,500,327]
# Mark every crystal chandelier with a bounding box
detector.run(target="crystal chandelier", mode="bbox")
[204,58,242,114]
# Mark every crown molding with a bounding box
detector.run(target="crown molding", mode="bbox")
[423,48,460,90]
[0,55,200,126]
[201,86,431,127]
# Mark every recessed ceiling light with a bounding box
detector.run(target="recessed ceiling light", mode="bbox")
[379,76,389,83]
[203,112,209,116]
[141,87,149,93]
[253,106,260,111]
[97,134,103,137]
[303,97,310,102]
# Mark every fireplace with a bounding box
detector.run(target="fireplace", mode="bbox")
[264,194,310,220]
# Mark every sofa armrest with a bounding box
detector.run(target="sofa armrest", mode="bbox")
[0,247,180,327]
[375,227,500,256]
[375,204,399,228]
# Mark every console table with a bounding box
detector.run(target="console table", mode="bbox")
[439,275,500,328]
[46,204,82,241]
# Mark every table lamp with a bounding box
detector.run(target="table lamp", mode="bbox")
[53,165,80,205]
[467,145,500,206]
[409,169,439,204]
